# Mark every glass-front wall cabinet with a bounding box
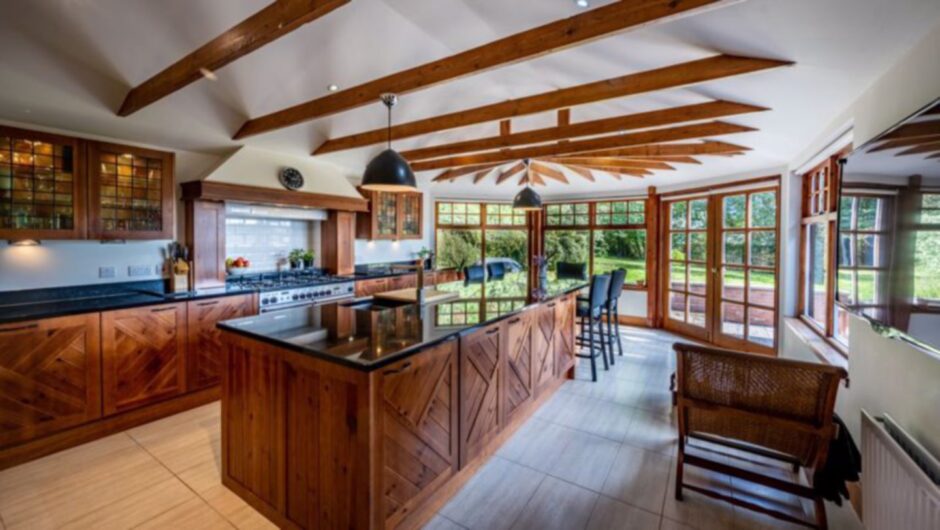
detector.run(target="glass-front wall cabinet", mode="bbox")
[0,126,85,239]
[357,190,423,240]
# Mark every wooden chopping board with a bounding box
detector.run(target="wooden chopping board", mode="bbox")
[374,288,459,304]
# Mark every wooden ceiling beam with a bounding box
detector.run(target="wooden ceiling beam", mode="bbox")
[234,0,733,139]
[472,167,496,184]
[495,162,526,185]
[895,141,940,156]
[313,55,789,154]
[573,141,749,158]
[432,162,503,182]
[399,100,766,161]
[880,120,940,141]
[867,134,940,152]
[544,157,674,170]
[529,162,568,184]
[118,0,348,116]
[563,165,595,182]
[411,121,755,171]
[571,165,651,177]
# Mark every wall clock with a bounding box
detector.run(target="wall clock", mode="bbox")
[279,167,304,190]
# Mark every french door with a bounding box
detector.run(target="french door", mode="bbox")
[662,186,780,354]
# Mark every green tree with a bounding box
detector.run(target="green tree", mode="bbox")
[437,229,481,271]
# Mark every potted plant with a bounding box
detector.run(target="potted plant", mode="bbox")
[415,246,433,268]
[302,250,315,269]
[288,248,305,269]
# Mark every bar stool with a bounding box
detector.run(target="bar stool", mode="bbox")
[576,274,611,382]
[604,269,627,365]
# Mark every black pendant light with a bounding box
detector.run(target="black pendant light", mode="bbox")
[361,93,417,192]
[513,160,543,210]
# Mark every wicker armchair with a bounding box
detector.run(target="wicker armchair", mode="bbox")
[672,342,847,530]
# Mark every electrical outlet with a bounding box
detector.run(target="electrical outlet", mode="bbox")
[128,265,153,277]
[99,266,116,279]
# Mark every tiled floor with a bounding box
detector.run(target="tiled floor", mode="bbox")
[0,327,864,530]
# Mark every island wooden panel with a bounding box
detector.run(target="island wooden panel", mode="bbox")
[533,301,557,396]
[101,303,186,415]
[219,292,579,529]
[186,294,253,392]
[356,277,391,297]
[554,294,577,376]
[0,314,101,448]
[459,321,503,468]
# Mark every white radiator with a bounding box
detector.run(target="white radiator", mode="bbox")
[861,411,940,530]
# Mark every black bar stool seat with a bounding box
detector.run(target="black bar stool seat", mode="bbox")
[575,274,611,382]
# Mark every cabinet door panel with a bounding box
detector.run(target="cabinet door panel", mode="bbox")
[187,295,253,392]
[503,312,534,424]
[380,340,458,528]
[355,278,390,297]
[459,323,502,467]
[533,302,556,397]
[0,314,101,447]
[102,303,185,415]
[398,192,422,239]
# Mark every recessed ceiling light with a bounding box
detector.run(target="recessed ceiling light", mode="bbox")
[575,0,589,8]
[327,84,339,92]
[199,67,218,81]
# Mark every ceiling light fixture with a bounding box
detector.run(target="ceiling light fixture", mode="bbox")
[513,160,543,211]
[327,84,339,92]
[575,0,589,8]
[199,67,218,81]
[361,94,418,192]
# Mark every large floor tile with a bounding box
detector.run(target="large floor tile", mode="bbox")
[622,409,677,457]
[136,497,234,529]
[542,428,620,492]
[422,514,468,530]
[601,443,671,514]
[510,476,598,530]
[585,496,660,530]
[58,476,195,530]
[439,457,545,530]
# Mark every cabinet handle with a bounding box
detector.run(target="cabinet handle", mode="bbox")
[0,323,39,333]
[382,361,412,375]
[547,303,557,308]
[508,317,522,325]
[486,327,500,335]
[151,306,176,313]
[197,300,219,307]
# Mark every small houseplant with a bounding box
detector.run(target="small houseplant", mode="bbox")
[302,250,315,268]
[288,248,305,269]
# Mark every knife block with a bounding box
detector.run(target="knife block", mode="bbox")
[167,259,191,293]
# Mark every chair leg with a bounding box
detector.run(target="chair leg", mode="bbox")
[814,496,828,530]
[675,437,685,501]
[614,307,623,357]
[587,319,597,382]
[605,310,615,366]
[598,317,609,371]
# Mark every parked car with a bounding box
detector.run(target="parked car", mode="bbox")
[474,257,523,273]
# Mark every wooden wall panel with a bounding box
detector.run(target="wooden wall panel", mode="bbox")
[553,294,576,376]
[322,210,356,275]
[380,340,458,528]
[102,303,186,415]
[186,294,253,391]
[533,302,556,397]
[186,200,226,289]
[0,314,101,448]
[503,312,534,424]
[459,323,502,468]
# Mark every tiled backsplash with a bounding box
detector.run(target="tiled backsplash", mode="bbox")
[225,217,316,272]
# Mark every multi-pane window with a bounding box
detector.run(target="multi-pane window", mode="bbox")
[913,193,940,302]
[485,203,526,226]
[435,202,528,272]
[543,200,648,286]
[666,198,708,327]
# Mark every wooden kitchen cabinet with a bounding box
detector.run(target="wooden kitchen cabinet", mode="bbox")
[356,189,423,240]
[186,295,253,392]
[459,321,503,467]
[503,310,535,425]
[532,299,557,397]
[355,277,390,297]
[553,293,577,377]
[0,314,102,448]
[87,141,175,240]
[379,339,459,528]
[0,125,87,240]
[102,302,186,415]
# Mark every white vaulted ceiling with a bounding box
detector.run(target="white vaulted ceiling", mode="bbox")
[0,0,938,198]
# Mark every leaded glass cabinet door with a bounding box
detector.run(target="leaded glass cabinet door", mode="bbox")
[0,126,86,240]
[88,142,174,240]
[399,192,422,239]
[376,191,399,239]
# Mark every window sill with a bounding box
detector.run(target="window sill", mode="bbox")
[785,317,848,369]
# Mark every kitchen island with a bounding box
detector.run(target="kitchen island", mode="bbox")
[216,273,585,529]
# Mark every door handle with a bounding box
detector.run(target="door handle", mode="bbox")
[151,306,176,313]
[382,361,412,375]
[196,300,219,307]
[508,317,522,325]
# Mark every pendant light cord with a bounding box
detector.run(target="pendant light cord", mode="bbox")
[387,102,392,149]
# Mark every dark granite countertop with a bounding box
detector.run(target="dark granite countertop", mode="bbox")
[217,272,587,371]
[0,280,255,325]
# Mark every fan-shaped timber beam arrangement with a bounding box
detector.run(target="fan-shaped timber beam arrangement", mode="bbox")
[231,0,736,139]
[867,118,940,161]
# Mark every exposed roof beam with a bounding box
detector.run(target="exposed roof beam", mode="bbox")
[867,134,940,152]
[411,121,755,171]
[544,158,674,170]
[118,0,348,116]
[563,165,595,182]
[495,162,526,185]
[530,162,568,184]
[233,0,733,139]
[399,100,766,161]
[895,141,940,156]
[571,165,651,178]
[432,163,503,182]
[881,120,940,141]
[573,141,749,158]
[313,55,789,154]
